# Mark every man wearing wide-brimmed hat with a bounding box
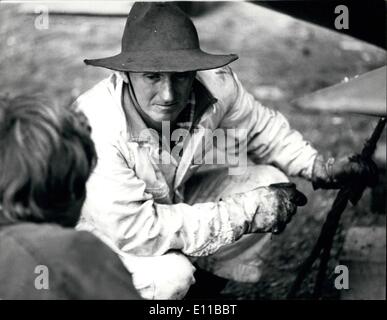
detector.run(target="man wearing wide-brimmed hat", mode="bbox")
[74,2,377,299]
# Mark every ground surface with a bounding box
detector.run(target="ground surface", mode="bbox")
[1,1,385,299]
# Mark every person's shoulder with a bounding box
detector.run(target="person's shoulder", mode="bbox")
[73,73,124,118]
[73,74,126,142]
[1,223,101,258]
[1,222,69,242]
[74,74,116,106]
[196,66,239,107]
[0,223,141,299]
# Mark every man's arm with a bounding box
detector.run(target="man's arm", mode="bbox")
[79,137,305,258]
[215,67,318,180]
[79,140,249,257]
[218,69,378,188]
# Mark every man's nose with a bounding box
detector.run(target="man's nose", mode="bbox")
[159,77,175,104]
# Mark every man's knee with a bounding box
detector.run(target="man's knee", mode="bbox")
[186,164,289,203]
[222,165,289,197]
[247,165,289,186]
[157,252,196,299]
[126,252,196,299]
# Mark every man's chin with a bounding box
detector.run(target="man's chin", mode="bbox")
[154,116,178,125]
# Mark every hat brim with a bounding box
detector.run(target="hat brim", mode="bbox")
[84,49,238,72]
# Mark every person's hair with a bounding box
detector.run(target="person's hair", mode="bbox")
[0,95,96,227]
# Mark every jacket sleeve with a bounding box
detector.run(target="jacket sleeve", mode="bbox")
[79,139,253,258]
[219,68,318,180]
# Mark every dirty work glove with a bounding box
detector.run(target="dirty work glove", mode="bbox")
[224,183,307,237]
[311,154,378,190]
[251,183,307,234]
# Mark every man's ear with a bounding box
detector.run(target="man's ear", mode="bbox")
[115,71,130,84]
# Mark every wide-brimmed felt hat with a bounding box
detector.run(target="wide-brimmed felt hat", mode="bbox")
[84,2,238,72]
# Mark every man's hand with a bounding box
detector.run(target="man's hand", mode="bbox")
[312,154,378,189]
[223,182,307,239]
[250,183,307,234]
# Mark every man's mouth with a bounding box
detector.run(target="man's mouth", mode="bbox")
[155,103,178,112]
[157,103,177,107]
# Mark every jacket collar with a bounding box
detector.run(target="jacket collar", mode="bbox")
[191,79,218,127]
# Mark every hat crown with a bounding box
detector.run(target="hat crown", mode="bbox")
[122,2,199,52]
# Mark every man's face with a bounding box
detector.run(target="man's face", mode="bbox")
[129,72,196,128]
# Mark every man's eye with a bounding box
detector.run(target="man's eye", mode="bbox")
[144,74,160,81]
